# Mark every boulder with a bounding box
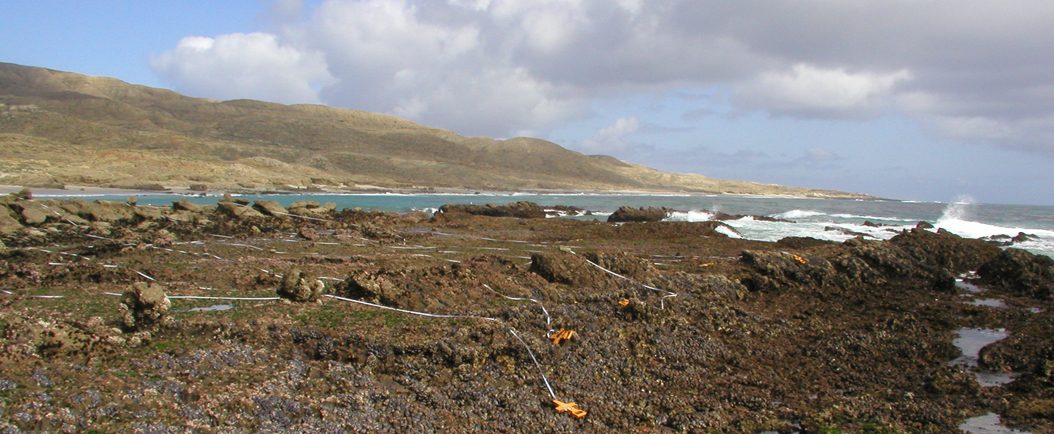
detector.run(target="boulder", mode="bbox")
[290,200,320,209]
[278,268,325,302]
[607,206,673,223]
[253,200,288,217]
[0,207,25,235]
[217,202,265,220]
[172,199,204,213]
[120,282,171,330]
[19,202,50,225]
[337,270,404,306]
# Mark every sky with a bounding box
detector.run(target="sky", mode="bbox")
[3,0,1053,206]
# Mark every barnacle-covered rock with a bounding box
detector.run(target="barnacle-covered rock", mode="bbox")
[120,282,171,330]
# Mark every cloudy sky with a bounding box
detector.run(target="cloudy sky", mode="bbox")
[3,0,1053,205]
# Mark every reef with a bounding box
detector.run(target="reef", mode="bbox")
[0,194,1051,433]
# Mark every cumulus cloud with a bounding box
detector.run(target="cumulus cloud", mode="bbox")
[736,64,911,119]
[150,32,332,105]
[149,0,1054,155]
[580,116,640,152]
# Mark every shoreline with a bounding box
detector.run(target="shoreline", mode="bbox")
[0,184,885,201]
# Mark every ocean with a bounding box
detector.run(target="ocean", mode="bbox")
[48,192,1054,258]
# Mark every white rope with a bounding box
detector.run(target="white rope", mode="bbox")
[569,250,678,309]
[323,294,558,400]
[324,294,497,321]
[271,211,337,223]
[0,289,64,299]
[483,284,552,331]
[102,292,279,301]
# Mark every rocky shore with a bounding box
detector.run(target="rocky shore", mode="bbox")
[0,195,1051,433]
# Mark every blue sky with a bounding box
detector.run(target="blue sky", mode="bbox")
[3,0,1053,206]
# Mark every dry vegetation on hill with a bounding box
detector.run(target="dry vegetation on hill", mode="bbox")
[0,62,870,198]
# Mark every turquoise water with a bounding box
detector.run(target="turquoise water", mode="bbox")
[44,192,1054,257]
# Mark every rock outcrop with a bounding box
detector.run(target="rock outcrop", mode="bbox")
[120,282,171,330]
[607,206,673,223]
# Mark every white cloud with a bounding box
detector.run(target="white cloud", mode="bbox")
[148,0,1054,156]
[150,32,332,105]
[736,64,912,119]
[580,116,640,152]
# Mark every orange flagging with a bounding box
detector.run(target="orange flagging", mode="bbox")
[549,328,576,344]
[553,400,587,418]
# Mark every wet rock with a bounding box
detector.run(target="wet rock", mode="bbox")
[121,282,171,330]
[253,200,288,217]
[1012,232,1039,243]
[436,202,547,219]
[978,248,1054,300]
[776,236,833,250]
[890,227,1001,275]
[278,268,325,302]
[739,250,835,292]
[607,206,672,223]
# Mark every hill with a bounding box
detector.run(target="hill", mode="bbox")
[0,62,870,198]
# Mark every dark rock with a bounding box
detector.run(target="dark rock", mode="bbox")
[1012,232,1039,243]
[739,250,835,292]
[607,206,672,223]
[978,248,1054,300]
[436,202,547,219]
[776,237,832,249]
[528,250,608,289]
[916,221,934,229]
[890,227,1002,275]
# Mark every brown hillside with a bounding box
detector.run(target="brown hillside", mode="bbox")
[0,62,870,197]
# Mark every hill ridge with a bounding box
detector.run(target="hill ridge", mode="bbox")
[0,62,871,198]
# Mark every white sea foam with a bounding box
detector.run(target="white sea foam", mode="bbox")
[714,225,742,239]
[666,210,715,222]
[932,202,1054,257]
[771,209,825,219]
